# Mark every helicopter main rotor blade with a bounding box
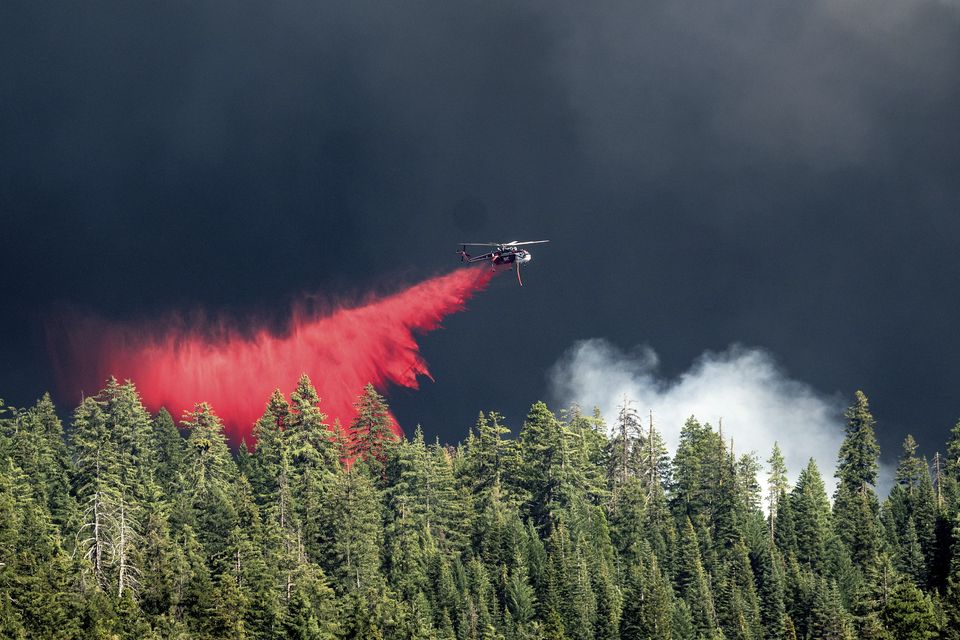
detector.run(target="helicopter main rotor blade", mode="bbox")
[504,240,550,246]
[458,242,502,247]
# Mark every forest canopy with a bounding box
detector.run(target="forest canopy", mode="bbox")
[1,377,958,639]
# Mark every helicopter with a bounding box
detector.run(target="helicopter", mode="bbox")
[456,240,549,286]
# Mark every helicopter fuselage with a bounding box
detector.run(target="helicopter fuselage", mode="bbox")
[491,249,531,265]
[456,240,547,286]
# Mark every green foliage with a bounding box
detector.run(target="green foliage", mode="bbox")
[881,580,938,640]
[349,383,398,483]
[2,384,957,639]
[809,577,854,640]
[834,392,883,569]
[792,458,831,571]
[519,401,584,534]
[836,390,881,492]
[767,443,789,533]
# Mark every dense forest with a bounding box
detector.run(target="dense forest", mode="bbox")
[1,376,958,639]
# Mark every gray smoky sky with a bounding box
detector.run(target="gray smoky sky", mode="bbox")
[2,0,959,465]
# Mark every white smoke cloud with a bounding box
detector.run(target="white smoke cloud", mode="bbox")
[548,339,893,498]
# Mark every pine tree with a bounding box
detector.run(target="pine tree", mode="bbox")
[6,394,76,533]
[349,383,398,483]
[716,538,762,640]
[70,395,122,592]
[620,547,673,639]
[943,566,960,640]
[896,435,928,495]
[888,435,938,587]
[10,375,960,637]
[321,464,383,592]
[607,474,646,568]
[834,391,883,567]
[564,405,609,506]
[881,579,938,639]
[767,442,789,542]
[519,401,583,534]
[428,440,469,552]
[505,549,538,638]
[836,391,881,492]
[638,409,672,501]
[672,416,735,561]
[737,452,763,516]
[98,378,156,498]
[383,430,429,601]
[943,419,960,507]
[181,401,237,501]
[250,388,291,501]
[899,519,927,587]
[461,412,515,552]
[288,373,338,477]
[884,435,938,586]
[469,411,512,498]
[671,416,713,520]
[675,517,717,637]
[809,578,854,640]
[0,456,81,638]
[750,535,787,640]
[607,398,643,495]
[150,407,186,496]
[283,563,340,638]
[791,458,831,571]
[181,402,240,566]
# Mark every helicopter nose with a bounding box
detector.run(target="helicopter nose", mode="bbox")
[522,254,532,263]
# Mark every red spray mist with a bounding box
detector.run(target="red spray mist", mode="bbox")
[49,268,494,445]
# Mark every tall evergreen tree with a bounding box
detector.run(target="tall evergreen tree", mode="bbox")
[321,464,383,592]
[750,535,787,640]
[792,458,831,571]
[5,394,75,533]
[620,547,673,639]
[881,579,938,640]
[519,401,583,534]
[607,399,643,495]
[288,374,338,477]
[942,419,960,507]
[150,407,186,497]
[564,405,609,506]
[836,391,881,492]
[809,578,854,640]
[834,391,883,567]
[181,402,239,567]
[349,384,398,483]
[674,517,718,638]
[671,416,730,550]
[71,395,122,593]
[638,410,672,500]
[767,442,789,542]
[181,402,237,501]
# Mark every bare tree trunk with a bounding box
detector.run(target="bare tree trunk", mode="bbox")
[935,452,944,509]
[93,490,103,579]
[92,454,105,584]
[117,496,126,597]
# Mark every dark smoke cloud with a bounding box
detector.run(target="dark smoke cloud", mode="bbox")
[2,1,959,461]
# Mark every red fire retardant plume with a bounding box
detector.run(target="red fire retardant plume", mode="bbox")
[49,268,494,446]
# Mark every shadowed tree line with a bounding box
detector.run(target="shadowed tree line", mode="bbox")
[1,378,959,639]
